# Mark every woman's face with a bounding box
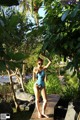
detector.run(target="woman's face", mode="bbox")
[37,60,43,67]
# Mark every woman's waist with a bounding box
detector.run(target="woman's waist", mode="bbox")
[37,78,44,81]
[35,80,45,87]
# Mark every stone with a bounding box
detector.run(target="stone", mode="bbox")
[65,102,77,120]
[15,89,35,102]
[77,112,80,120]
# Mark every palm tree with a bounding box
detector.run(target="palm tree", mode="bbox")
[19,0,43,26]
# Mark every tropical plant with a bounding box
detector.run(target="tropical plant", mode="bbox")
[0,6,33,110]
[19,0,43,25]
[40,0,80,94]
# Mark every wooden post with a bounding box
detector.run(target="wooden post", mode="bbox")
[6,65,20,111]
[7,70,20,111]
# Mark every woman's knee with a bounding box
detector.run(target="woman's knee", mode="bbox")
[33,84,38,92]
[35,99,39,103]
[43,99,47,104]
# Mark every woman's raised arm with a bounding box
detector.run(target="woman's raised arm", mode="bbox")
[43,57,51,69]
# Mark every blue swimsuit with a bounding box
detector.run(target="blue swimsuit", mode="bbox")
[36,70,45,88]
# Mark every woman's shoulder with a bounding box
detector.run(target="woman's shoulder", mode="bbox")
[33,67,38,72]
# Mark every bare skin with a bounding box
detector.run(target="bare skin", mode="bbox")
[33,56,51,118]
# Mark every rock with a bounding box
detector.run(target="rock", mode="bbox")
[13,83,21,90]
[54,98,68,120]
[28,101,35,112]
[73,101,80,120]
[77,112,80,120]
[65,102,77,120]
[19,103,29,111]
[15,89,35,102]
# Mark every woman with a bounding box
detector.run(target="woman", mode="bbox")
[33,56,51,118]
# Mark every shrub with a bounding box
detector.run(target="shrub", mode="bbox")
[45,74,62,94]
[24,73,62,95]
[61,71,79,100]
[24,80,34,94]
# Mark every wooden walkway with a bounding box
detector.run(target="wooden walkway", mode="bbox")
[30,94,60,120]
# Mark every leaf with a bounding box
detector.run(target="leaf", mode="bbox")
[71,5,79,18]
[76,43,80,49]
[71,71,76,77]
[66,62,73,70]
[61,10,70,21]
[0,61,6,71]
[13,52,27,61]
[9,15,19,28]
[0,19,4,27]
[7,52,27,61]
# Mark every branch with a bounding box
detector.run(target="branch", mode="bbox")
[0,59,27,64]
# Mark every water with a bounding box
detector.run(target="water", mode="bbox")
[0,76,16,84]
[0,75,32,84]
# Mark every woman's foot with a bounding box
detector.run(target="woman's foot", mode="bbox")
[42,113,49,118]
[38,112,42,118]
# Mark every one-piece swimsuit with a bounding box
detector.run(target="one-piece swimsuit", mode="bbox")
[36,70,45,88]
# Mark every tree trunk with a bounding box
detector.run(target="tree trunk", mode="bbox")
[16,68,25,91]
[22,63,26,76]
[19,72,24,91]
[22,63,26,82]
[6,65,20,111]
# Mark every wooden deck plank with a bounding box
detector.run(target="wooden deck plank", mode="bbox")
[30,94,60,120]
[30,118,54,120]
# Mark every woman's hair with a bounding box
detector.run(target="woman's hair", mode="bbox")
[37,57,43,63]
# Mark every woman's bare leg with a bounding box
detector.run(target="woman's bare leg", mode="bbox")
[33,84,42,118]
[41,88,49,118]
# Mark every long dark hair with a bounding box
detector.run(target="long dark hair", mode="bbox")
[37,57,43,63]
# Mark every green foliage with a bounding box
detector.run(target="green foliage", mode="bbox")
[0,84,12,102]
[0,5,44,75]
[45,74,62,94]
[61,70,79,100]
[0,61,6,71]
[61,10,70,21]
[0,8,29,51]
[7,51,27,61]
[39,1,80,96]
[0,6,35,73]
[0,0,80,103]
[24,80,34,94]
[42,1,80,71]
[65,75,78,89]
[0,84,12,96]
[62,85,78,100]
[25,43,42,73]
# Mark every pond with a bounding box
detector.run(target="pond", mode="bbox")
[0,75,32,85]
[0,76,16,84]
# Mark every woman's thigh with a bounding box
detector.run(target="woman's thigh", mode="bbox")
[33,83,40,100]
[41,87,47,101]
